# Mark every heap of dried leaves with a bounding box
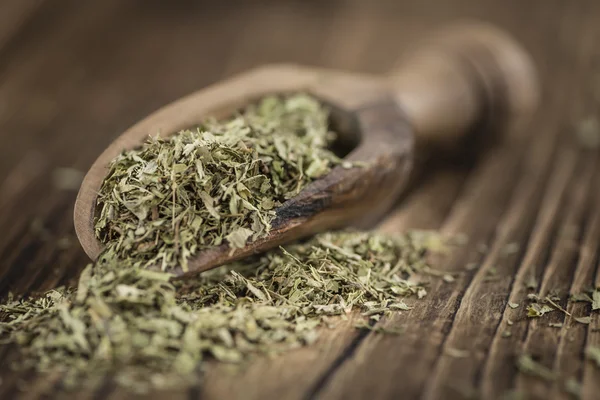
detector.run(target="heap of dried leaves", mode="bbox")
[94,94,341,272]
[0,93,442,392]
[1,230,436,392]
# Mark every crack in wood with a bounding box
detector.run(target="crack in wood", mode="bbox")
[303,328,372,400]
[480,142,579,399]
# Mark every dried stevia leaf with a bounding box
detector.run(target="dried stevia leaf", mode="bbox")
[226,227,254,250]
[94,94,342,272]
[0,229,442,392]
[586,346,600,367]
[0,93,449,393]
[574,316,591,324]
[527,303,555,318]
[593,289,600,310]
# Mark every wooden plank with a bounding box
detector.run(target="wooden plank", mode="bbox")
[514,155,594,398]
[422,126,571,399]
[424,4,596,396]
[550,162,600,400]
[480,145,579,398]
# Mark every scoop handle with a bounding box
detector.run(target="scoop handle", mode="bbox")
[390,23,539,146]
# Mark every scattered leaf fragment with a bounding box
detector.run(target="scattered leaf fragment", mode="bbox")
[527,303,555,318]
[516,354,556,382]
[593,289,600,311]
[476,243,488,254]
[225,227,254,249]
[570,292,593,303]
[0,230,435,392]
[526,274,539,290]
[94,94,343,271]
[576,116,600,150]
[502,242,520,256]
[565,378,582,398]
[465,262,479,271]
[585,346,600,367]
[0,94,441,393]
[574,316,591,325]
[445,348,470,358]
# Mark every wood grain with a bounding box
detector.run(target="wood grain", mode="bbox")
[1,1,599,399]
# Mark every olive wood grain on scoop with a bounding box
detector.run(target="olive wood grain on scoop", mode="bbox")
[74,23,538,277]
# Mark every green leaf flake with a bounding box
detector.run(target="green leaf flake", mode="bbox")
[527,303,555,318]
[444,348,470,358]
[502,242,520,256]
[225,227,254,249]
[565,378,582,398]
[93,94,343,272]
[574,316,591,324]
[593,289,600,310]
[526,274,539,290]
[586,346,600,367]
[516,354,556,382]
[570,292,593,303]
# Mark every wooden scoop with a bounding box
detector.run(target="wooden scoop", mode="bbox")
[74,23,538,277]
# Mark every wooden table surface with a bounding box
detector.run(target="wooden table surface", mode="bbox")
[1,1,599,399]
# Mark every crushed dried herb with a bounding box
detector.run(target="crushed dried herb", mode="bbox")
[527,303,555,318]
[593,290,600,310]
[570,288,600,310]
[1,230,437,392]
[0,93,443,393]
[526,293,570,318]
[94,94,341,272]
[565,377,582,398]
[571,292,594,303]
